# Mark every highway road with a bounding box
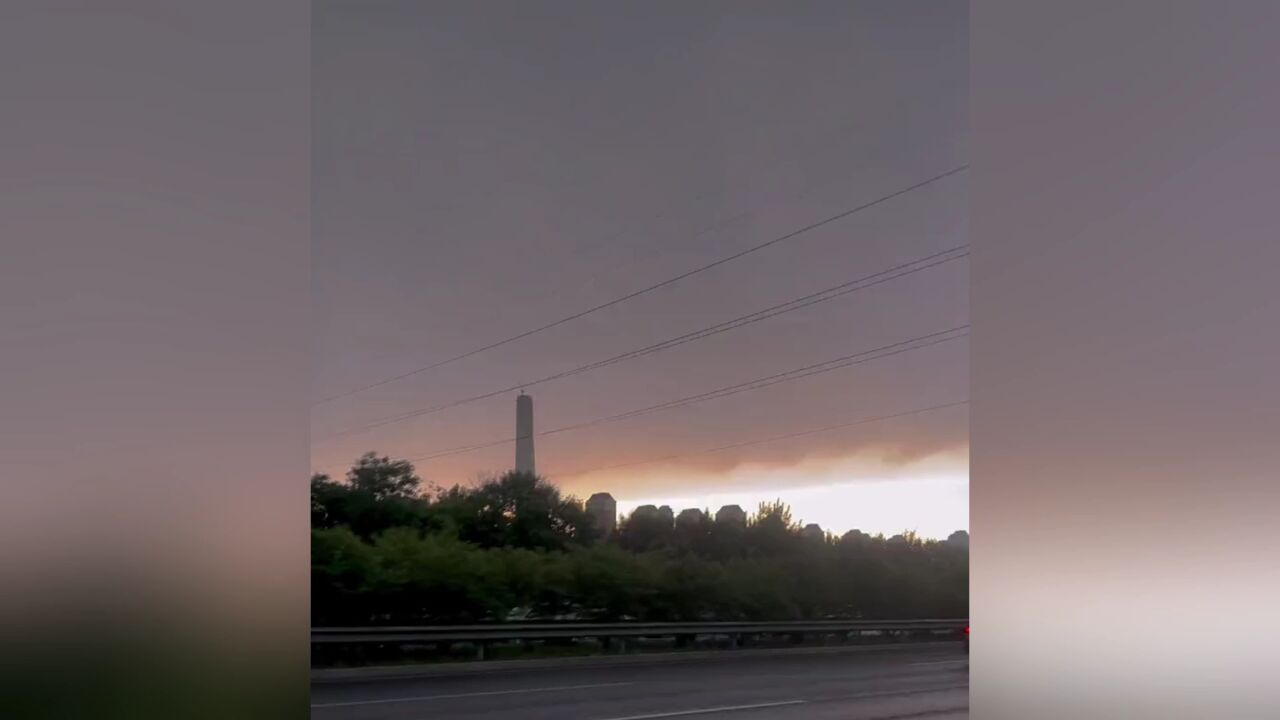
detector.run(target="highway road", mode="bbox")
[311,645,968,720]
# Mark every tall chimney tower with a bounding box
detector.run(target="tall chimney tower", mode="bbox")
[515,392,535,474]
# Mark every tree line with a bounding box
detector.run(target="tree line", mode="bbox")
[312,453,969,626]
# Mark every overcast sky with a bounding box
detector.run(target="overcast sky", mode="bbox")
[312,0,968,536]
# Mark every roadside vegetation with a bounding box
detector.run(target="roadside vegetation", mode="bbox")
[312,453,969,626]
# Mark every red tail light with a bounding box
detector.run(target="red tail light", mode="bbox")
[964,626,970,634]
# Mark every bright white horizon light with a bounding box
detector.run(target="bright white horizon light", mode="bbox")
[615,473,968,540]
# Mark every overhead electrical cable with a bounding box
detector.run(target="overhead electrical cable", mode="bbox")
[318,245,968,441]
[405,326,969,463]
[315,165,968,404]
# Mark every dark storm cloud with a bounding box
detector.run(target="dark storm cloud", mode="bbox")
[312,0,969,499]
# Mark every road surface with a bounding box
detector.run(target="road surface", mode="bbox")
[312,646,968,719]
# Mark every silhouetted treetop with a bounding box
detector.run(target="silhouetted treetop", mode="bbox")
[346,452,422,500]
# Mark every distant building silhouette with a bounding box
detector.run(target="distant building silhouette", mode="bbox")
[657,505,674,527]
[675,508,705,527]
[619,504,672,552]
[841,528,869,545]
[515,393,535,474]
[586,492,617,538]
[631,504,660,521]
[715,504,747,527]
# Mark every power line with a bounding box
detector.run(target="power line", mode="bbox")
[318,246,969,441]
[542,248,967,387]
[345,116,934,370]
[543,327,969,433]
[406,326,969,463]
[552,400,969,477]
[315,165,969,405]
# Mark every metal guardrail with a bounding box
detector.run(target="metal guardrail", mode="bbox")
[312,619,968,645]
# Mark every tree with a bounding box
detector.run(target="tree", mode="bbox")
[311,473,338,528]
[346,452,422,500]
[568,545,659,620]
[309,455,434,540]
[746,499,800,557]
[752,499,797,531]
[369,528,510,623]
[311,527,377,624]
[436,470,595,551]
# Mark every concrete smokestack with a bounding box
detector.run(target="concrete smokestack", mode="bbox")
[515,392,535,474]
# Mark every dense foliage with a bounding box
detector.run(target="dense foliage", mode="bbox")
[311,453,968,625]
